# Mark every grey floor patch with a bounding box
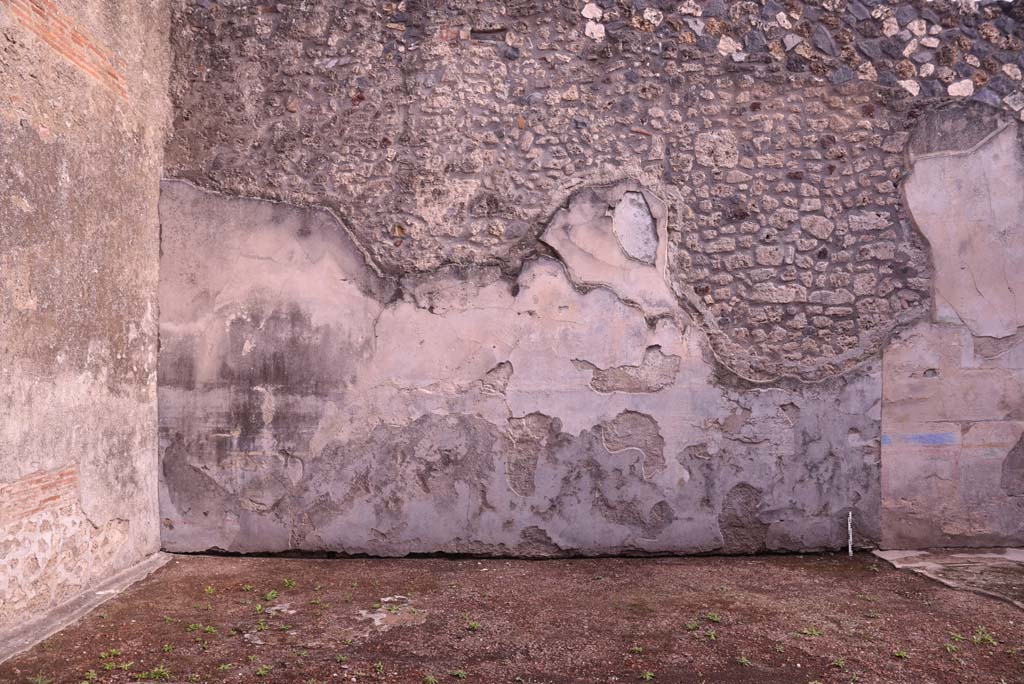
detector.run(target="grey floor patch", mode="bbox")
[874,548,1024,610]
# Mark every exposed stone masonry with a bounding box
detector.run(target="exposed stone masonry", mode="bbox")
[668,78,931,381]
[165,0,1021,381]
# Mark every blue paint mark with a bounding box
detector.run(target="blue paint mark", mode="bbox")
[904,432,957,446]
[880,435,892,446]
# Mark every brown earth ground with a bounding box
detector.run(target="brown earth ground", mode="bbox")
[2,553,1022,684]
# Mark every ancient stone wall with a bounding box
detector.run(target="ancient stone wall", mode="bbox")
[160,0,1024,554]
[0,0,170,631]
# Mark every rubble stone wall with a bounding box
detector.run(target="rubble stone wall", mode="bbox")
[160,0,1024,554]
[0,0,171,630]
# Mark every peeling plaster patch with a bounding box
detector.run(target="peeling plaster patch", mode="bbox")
[905,120,1024,339]
[612,192,658,264]
[506,413,560,498]
[480,361,513,396]
[574,346,681,394]
[540,181,678,318]
[718,484,769,554]
[598,411,666,480]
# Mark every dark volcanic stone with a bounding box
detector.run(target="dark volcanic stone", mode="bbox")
[744,30,767,53]
[881,37,904,59]
[847,1,871,21]
[895,5,918,27]
[911,49,934,64]
[972,88,1002,107]
[987,75,1015,96]
[830,65,855,85]
[812,24,837,56]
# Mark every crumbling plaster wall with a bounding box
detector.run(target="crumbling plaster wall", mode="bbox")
[161,0,1024,554]
[882,105,1024,548]
[159,179,882,555]
[0,0,171,630]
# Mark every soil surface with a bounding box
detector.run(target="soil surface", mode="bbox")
[2,553,1022,684]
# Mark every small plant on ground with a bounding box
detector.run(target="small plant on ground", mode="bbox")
[685,620,699,632]
[629,645,643,654]
[204,585,216,595]
[800,626,823,637]
[450,669,467,680]
[242,584,254,592]
[736,655,752,667]
[704,612,721,623]
[972,626,997,646]
[99,649,122,659]
[136,664,172,681]
[640,672,655,681]
[424,676,438,684]
[892,648,909,659]
[162,644,173,653]
[702,628,717,641]
[82,671,98,683]
[27,677,52,684]
[466,620,481,632]
[375,662,385,676]
[283,578,296,589]
[218,663,234,671]
[255,664,273,677]
[944,643,958,654]
[263,589,278,602]
[830,656,845,669]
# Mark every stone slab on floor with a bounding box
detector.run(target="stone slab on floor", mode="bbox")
[875,548,1024,610]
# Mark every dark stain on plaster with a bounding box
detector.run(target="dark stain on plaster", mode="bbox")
[718,483,769,554]
[1000,433,1024,497]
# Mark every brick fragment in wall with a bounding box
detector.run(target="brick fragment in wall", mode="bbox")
[0,0,127,98]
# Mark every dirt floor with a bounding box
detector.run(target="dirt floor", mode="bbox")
[2,553,1022,684]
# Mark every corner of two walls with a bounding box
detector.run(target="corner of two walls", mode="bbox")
[0,0,171,633]
[2,0,1022,629]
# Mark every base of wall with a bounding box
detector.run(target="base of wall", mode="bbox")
[0,552,171,665]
